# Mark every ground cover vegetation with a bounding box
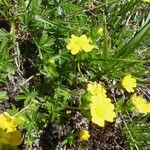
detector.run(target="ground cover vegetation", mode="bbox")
[0,0,150,149]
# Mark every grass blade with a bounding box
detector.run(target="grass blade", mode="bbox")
[115,20,150,58]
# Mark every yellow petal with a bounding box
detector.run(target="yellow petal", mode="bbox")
[0,112,17,133]
[131,94,150,114]
[92,116,105,127]
[82,44,94,52]
[9,130,22,146]
[0,128,10,144]
[79,130,90,141]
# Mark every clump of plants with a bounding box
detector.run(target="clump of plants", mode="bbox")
[0,0,150,149]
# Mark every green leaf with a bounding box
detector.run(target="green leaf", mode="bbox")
[39,31,54,47]
[7,105,19,115]
[102,17,109,69]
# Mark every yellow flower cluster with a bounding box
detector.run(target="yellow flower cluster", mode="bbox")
[131,94,150,114]
[66,34,94,55]
[122,74,136,93]
[79,129,90,141]
[87,82,116,127]
[0,112,22,147]
[122,74,150,114]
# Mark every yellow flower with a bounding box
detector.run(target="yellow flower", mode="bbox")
[87,82,106,97]
[66,35,81,55]
[122,74,136,93]
[87,81,116,127]
[90,97,116,127]
[79,129,90,141]
[131,94,150,114]
[66,34,94,55]
[0,112,17,133]
[0,112,23,147]
[143,0,150,2]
